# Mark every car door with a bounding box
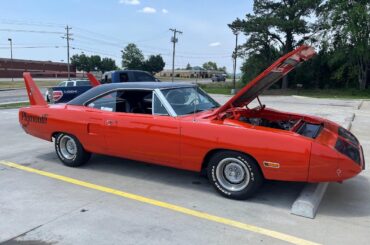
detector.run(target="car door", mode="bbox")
[103,89,181,167]
[83,91,126,155]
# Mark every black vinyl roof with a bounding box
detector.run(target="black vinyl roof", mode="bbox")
[68,82,196,105]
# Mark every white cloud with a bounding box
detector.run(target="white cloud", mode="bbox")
[162,9,169,14]
[139,7,157,14]
[119,0,140,5]
[209,42,221,47]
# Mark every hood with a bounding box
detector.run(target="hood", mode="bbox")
[214,45,316,115]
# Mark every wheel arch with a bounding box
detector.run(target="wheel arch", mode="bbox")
[51,131,63,140]
[201,148,265,177]
[201,148,265,178]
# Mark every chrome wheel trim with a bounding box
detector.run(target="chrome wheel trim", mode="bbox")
[59,135,77,160]
[215,157,250,192]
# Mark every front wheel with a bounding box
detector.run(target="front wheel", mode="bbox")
[207,151,263,199]
[55,133,91,167]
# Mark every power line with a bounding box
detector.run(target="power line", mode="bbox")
[0,28,63,34]
[0,18,65,28]
[0,45,65,49]
[169,28,183,82]
[71,46,121,59]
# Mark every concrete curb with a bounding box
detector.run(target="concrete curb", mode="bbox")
[291,115,354,219]
[0,88,23,91]
[357,100,364,110]
[0,100,28,106]
[291,183,328,218]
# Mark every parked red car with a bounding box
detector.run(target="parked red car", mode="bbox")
[19,45,364,199]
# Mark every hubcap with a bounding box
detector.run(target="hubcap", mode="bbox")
[59,135,77,160]
[215,158,250,192]
[223,162,245,184]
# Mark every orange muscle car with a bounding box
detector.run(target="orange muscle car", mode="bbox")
[19,45,365,199]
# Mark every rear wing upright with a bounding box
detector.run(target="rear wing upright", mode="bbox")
[23,72,47,106]
[87,73,101,87]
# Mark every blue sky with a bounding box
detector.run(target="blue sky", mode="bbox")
[0,0,252,72]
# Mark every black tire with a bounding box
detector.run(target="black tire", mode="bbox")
[207,150,263,199]
[54,133,91,167]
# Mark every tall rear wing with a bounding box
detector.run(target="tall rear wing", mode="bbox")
[87,73,101,87]
[23,72,47,106]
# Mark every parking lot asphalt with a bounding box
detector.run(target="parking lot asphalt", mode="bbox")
[0,96,369,245]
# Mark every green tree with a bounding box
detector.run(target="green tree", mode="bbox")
[71,53,117,73]
[318,0,370,89]
[218,66,227,73]
[202,61,218,70]
[121,43,145,69]
[71,53,90,72]
[142,55,165,74]
[100,58,117,73]
[230,0,322,88]
[89,55,102,72]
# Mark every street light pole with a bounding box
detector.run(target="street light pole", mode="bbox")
[8,38,13,82]
[232,31,239,94]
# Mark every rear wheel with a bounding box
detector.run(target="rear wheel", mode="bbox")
[207,151,263,199]
[55,133,91,167]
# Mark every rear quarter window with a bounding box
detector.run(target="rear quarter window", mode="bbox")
[134,72,156,82]
[119,72,129,82]
[76,80,91,86]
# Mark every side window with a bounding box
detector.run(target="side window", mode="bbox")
[58,82,66,87]
[107,74,112,83]
[103,73,112,84]
[67,81,74,87]
[87,91,124,112]
[86,90,153,114]
[134,72,155,82]
[153,93,169,116]
[119,72,129,82]
[76,80,91,86]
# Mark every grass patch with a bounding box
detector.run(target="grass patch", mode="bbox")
[0,102,30,109]
[0,80,61,89]
[264,89,370,99]
[199,81,244,95]
[200,82,370,99]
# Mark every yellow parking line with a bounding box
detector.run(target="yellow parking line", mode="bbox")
[0,160,320,245]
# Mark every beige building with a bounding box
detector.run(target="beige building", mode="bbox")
[157,67,225,79]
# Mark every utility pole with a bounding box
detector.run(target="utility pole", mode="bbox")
[169,28,182,82]
[7,38,13,82]
[62,25,73,80]
[232,31,239,94]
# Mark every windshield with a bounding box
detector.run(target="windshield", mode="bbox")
[161,87,220,116]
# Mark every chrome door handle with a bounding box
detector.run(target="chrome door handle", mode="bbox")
[105,119,117,126]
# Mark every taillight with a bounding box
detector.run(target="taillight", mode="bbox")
[52,90,63,102]
[335,138,361,165]
[338,127,359,146]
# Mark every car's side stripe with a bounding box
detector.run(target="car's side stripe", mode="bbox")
[0,160,320,245]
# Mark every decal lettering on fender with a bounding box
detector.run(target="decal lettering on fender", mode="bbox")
[21,112,48,124]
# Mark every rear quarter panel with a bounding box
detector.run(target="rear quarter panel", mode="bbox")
[19,105,107,154]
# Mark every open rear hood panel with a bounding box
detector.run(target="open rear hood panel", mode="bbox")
[215,45,316,115]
